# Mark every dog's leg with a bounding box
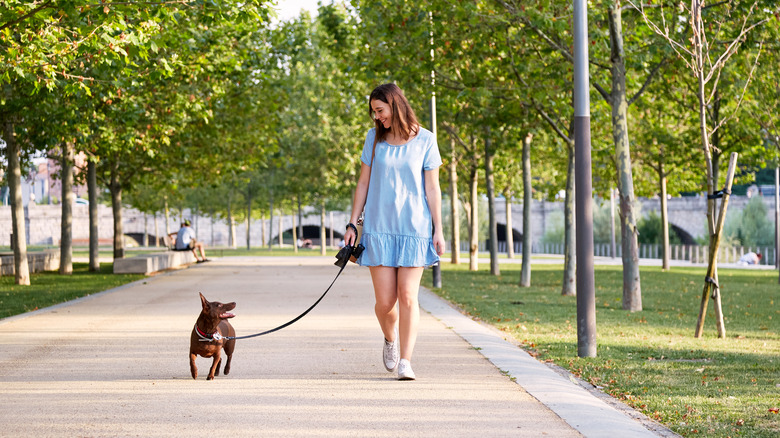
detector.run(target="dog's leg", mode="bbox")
[207,351,221,380]
[223,339,235,375]
[190,352,198,380]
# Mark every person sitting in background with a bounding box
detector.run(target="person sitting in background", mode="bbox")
[169,219,209,263]
[737,252,761,266]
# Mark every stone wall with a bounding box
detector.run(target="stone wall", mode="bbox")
[0,194,775,248]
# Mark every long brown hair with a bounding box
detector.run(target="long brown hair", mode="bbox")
[368,83,420,143]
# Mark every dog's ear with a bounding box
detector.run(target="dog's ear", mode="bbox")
[199,292,209,311]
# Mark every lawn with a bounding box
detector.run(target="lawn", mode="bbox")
[423,263,779,438]
[0,263,144,319]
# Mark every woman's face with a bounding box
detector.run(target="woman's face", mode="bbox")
[370,99,392,129]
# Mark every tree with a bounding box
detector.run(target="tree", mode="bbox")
[628,0,773,337]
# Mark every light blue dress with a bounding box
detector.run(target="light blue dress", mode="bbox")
[357,127,442,267]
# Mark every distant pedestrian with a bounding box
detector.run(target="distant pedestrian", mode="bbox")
[737,252,762,266]
[169,219,209,263]
[344,83,445,380]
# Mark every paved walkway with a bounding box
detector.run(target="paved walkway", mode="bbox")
[0,257,676,437]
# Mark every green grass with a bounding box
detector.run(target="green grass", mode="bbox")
[422,263,779,437]
[0,263,144,319]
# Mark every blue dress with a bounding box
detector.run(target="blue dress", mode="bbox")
[357,127,442,267]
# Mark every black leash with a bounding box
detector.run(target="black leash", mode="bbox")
[223,262,347,341]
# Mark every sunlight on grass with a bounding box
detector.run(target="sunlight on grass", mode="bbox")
[423,263,779,438]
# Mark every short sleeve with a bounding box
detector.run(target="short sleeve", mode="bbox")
[423,134,442,170]
[360,129,376,166]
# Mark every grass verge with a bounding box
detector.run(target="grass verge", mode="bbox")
[422,263,779,438]
[0,263,144,319]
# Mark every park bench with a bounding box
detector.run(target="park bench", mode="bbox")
[113,249,197,275]
[0,249,60,276]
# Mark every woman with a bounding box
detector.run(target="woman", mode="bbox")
[344,83,445,380]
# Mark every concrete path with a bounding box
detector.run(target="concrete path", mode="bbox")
[0,257,675,437]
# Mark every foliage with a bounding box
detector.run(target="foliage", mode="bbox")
[723,196,775,247]
[636,211,683,246]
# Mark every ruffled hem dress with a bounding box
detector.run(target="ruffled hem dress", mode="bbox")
[357,127,442,268]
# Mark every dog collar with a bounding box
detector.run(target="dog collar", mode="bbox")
[195,325,222,342]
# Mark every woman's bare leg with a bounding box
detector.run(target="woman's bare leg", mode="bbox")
[369,266,399,342]
[396,267,424,360]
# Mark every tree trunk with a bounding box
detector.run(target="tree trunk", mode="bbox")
[227,191,236,249]
[268,194,274,250]
[485,131,499,276]
[261,212,267,249]
[562,145,576,296]
[246,188,252,250]
[320,201,327,256]
[449,147,460,264]
[505,192,514,259]
[87,160,99,271]
[297,197,303,242]
[660,166,670,271]
[154,213,159,248]
[292,203,298,254]
[59,143,74,275]
[329,211,334,248]
[610,187,616,258]
[4,118,30,285]
[163,197,171,239]
[468,166,479,271]
[521,133,533,287]
[609,4,641,311]
[110,169,124,259]
[278,209,283,247]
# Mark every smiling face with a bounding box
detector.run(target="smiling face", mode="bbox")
[370,99,392,129]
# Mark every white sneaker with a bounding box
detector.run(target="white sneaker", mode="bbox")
[397,359,416,380]
[383,328,399,372]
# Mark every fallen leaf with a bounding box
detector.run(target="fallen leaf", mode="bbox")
[769,407,779,414]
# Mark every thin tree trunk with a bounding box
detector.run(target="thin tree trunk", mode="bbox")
[110,168,124,259]
[562,145,576,296]
[87,160,99,271]
[297,197,303,242]
[227,191,236,249]
[505,192,514,259]
[4,118,30,285]
[449,148,460,264]
[246,188,252,250]
[163,197,171,239]
[58,142,73,274]
[278,210,283,247]
[143,214,149,246]
[261,211,266,249]
[320,201,327,256]
[660,165,670,271]
[485,131,499,276]
[521,133,533,287]
[269,194,274,250]
[610,187,616,258]
[609,4,641,310]
[468,166,479,271]
[154,213,159,248]
[329,211,334,248]
[292,203,298,254]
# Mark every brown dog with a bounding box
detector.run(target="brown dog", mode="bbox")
[190,293,236,380]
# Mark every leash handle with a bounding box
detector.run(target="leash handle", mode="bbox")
[224,262,348,341]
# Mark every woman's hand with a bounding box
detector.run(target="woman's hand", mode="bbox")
[344,226,357,247]
[433,229,445,256]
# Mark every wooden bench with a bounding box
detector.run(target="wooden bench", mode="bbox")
[113,250,197,275]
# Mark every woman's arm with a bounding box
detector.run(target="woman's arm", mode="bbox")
[425,167,445,255]
[345,162,371,246]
